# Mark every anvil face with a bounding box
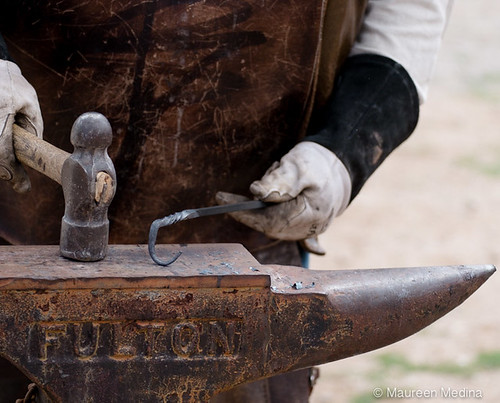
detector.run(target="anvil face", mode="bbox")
[0,244,495,402]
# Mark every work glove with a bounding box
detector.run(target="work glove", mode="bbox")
[216,141,351,254]
[0,60,43,193]
[218,54,419,256]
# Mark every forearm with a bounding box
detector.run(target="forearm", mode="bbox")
[306,0,453,200]
[350,0,454,103]
[306,54,419,200]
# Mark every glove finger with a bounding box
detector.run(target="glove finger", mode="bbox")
[216,190,331,240]
[7,61,44,137]
[299,237,326,256]
[250,144,325,203]
[16,113,43,138]
[250,158,302,202]
[216,190,280,235]
[15,91,43,137]
[228,196,323,241]
[9,162,31,193]
[0,114,31,193]
[216,190,299,238]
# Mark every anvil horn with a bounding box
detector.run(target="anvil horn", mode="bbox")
[0,245,495,402]
[264,263,495,375]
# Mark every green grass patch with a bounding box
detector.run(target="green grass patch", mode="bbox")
[456,155,500,177]
[376,350,500,376]
[377,353,472,376]
[467,72,500,102]
[476,351,500,369]
[350,391,379,403]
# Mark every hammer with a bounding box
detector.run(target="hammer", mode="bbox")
[12,112,116,261]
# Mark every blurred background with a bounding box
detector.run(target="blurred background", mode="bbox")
[310,0,500,401]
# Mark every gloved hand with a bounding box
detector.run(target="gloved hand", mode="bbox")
[0,60,43,193]
[216,141,351,252]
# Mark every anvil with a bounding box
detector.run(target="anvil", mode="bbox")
[0,244,495,402]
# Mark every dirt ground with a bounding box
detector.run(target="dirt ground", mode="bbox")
[309,1,500,402]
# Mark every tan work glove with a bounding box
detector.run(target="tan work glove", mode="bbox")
[0,60,43,193]
[216,141,351,254]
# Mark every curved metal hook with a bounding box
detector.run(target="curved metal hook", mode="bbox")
[148,221,182,266]
[148,200,267,266]
[148,210,193,266]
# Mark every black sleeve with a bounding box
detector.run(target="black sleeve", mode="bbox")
[0,34,13,61]
[305,54,419,201]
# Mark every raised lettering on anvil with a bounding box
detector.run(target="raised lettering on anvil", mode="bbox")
[39,323,67,361]
[74,322,100,359]
[31,320,242,361]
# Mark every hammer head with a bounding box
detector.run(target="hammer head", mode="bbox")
[60,112,116,261]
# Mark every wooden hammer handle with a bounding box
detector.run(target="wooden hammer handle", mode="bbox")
[12,124,70,185]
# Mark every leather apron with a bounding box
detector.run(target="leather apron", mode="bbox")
[1,0,366,266]
[1,1,368,401]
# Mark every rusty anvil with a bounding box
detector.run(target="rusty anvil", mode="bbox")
[0,245,495,402]
[2,115,496,402]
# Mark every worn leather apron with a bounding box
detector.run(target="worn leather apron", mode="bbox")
[1,1,367,400]
[1,0,366,266]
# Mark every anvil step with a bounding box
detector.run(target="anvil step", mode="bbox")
[0,244,495,402]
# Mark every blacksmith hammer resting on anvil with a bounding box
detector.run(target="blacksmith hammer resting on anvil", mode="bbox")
[10,113,116,261]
